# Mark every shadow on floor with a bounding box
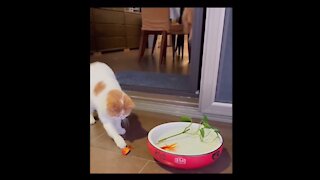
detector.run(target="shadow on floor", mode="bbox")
[122,113,149,142]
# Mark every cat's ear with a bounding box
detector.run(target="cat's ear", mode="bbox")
[124,94,135,110]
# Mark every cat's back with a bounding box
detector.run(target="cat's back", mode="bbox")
[91,61,116,79]
[91,61,118,83]
[90,62,120,96]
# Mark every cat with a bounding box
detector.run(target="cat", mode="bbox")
[90,61,135,149]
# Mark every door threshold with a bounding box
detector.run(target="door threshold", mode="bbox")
[125,90,232,123]
[125,90,198,108]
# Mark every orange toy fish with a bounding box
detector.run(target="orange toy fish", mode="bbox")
[160,143,177,151]
[122,145,133,156]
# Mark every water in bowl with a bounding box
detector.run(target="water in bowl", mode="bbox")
[155,124,222,156]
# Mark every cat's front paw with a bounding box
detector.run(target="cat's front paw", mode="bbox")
[114,136,127,149]
[117,128,126,135]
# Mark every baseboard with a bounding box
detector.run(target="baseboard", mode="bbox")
[132,99,232,123]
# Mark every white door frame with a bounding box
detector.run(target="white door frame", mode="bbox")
[199,8,232,119]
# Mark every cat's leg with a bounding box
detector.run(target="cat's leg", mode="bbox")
[102,122,127,149]
[90,114,96,125]
[90,105,96,125]
[114,120,126,135]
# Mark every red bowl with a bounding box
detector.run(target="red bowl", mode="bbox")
[147,122,223,169]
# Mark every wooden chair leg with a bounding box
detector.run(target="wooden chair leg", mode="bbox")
[188,38,191,64]
[138,30,148,61]
[159,31,167,64]
[177,35,184,56]
[171,34,176,61]
[163,34,167,63]
[182,36,184,59]
[177,35,181,56]
[151,34,157,54]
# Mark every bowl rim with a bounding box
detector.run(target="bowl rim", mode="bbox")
[148,122,224,156]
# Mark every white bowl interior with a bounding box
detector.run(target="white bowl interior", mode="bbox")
[148,122,223,156]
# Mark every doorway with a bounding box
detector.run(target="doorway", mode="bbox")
[90,7,206,97]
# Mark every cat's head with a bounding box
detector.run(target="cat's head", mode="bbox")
[106,89,135,120]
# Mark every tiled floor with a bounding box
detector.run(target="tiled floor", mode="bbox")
[90,110,232,174]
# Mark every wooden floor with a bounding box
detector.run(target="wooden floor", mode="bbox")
[90,109,233,174]
[90,36,190,75]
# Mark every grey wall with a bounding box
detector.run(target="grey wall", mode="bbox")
[215,8,232,103]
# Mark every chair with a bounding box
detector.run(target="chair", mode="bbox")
[138,8,185,64]
[175,8,185,59]
[178,8,193,63]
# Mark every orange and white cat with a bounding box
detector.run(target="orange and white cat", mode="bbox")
[90,62,135,149]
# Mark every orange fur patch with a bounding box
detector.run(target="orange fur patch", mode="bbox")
[94,81,106,96]
[107,89,123,117]
[106,90,135,117]
[123,94,135,114]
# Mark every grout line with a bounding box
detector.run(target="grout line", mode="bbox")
[129,154,153,161]
[90,131,106,143]
[138,160,150,174]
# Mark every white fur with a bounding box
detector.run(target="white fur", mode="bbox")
[90,62,129,149]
